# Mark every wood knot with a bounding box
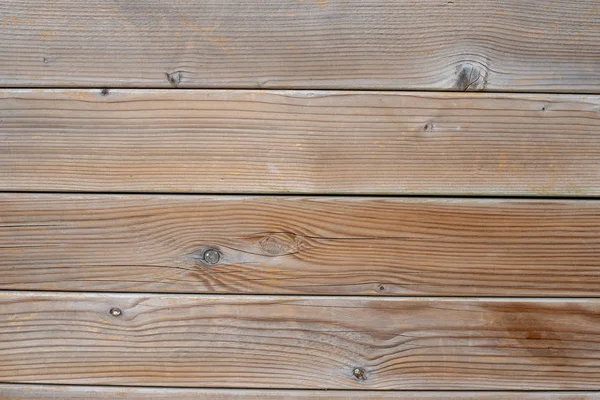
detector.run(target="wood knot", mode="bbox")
[258,232,304,256]
[455,63,487,91]
[166,71,183,87]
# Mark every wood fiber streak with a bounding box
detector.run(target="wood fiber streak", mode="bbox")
[1,293,600,389]
[1,194,600,296]
[2,90,600,195]
[0,0,599,91]
[1,385,599,400]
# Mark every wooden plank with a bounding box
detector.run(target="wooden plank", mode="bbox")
[3,194,600,296]
[1,293,600,389]
[2,385,599,400]
[1,0,599,91]
[2,90,600,195]
[2,193,600,296]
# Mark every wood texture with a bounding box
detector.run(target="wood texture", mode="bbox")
[2,89,600,195]
[1,292,600,389]
[1,0,599,91]
[3,0,599,396]
[3,194,600,296]
[2,385,599,400]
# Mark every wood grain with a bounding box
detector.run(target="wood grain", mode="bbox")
[2,385,599,400]
[1,292,600,389]
[1,0,599,91]
[2,89,600,195]
[3,194,600,296]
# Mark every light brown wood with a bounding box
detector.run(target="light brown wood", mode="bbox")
[2,89,600,195]
[3,0,598,396]
[3,194,600,296]
[1,385,598,400]
[1,292,600,389]
[1,0,599,91]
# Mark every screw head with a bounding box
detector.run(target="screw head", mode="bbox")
[109,307,122,317]
[203,248,220,265]
[352,367,366,380]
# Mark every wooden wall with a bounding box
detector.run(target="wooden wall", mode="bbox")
[2,0,599,91]
[1,0,599,398]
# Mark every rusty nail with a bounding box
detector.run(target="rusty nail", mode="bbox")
[203,248,220,265]
[352,367,365,380]
[109,307,122,317]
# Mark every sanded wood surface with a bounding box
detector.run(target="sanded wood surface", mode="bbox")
[3,194,600,296]
[2,89,600,195]
[2,385,599,400]
[1,0,599,91]
[1,293,600,389]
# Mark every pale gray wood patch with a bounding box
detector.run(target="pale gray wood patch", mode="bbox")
[0,0,599,91]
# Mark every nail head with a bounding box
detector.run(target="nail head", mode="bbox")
[353,367,366,380]
[109,307,122,317]
[203,248,220,265]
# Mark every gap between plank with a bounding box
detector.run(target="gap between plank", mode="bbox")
[1,382,600,393]
[2,289,600,301]
[1,86,600,96]
[1,190,599,201]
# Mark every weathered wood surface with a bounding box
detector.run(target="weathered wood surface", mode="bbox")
[2,90,600,195]
[1,0,599,91]
[3,194,600,296]
[1,385,599,400]
[2,293,600,389]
